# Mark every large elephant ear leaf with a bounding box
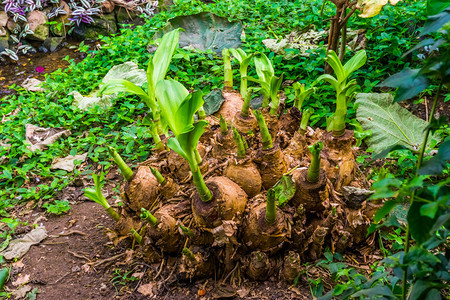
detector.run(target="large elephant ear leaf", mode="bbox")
[176,91,205,134]
[254,53,274,83]
[155,79,190,136]
[355,93,441,155]
[150,28,183,89]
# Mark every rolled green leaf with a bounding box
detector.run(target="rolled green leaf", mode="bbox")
[150,167,166,186]
[307,142,323,183]
[293,82,315,110]
[179,224,194,237]
[233,128,246,159]
[107,146,133,182]
[222,48,233,89]
[141,208,160,228]
[230,48,255,100]
[299,108,314,134]
[219,114,229,135]
[241,88,253,118]
[254,110,273,150]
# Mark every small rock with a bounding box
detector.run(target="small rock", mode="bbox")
[38,45,49,53]
[0,26,7,37]
[43,36,64,52]
[342,186,374,209]
[6,19,19,32]
[0,30,9,53]
[0,11,8,28]
[72,265,81,272]
[72,14,117,40]
[26,11,49,41]
[101,0,115,13]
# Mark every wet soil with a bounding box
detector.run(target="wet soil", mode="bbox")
[0,41,86,98]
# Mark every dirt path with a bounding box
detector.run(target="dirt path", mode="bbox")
[6,194,312,299]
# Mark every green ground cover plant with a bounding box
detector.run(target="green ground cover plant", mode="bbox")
[0,0,447,297]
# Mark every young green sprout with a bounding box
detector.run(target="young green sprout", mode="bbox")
[222,48,233,90]
[156,80,212,202]
[130,228,143,244]
[299,108,314,135]
[107,146,133,182]
[182,247,196,261]
[233,127,246,159]
[84,173,120,221]
[140,208,160,227]
[178,224,194,238]
[150,167,166,186]
[198,106,206,120]
[254,110,273,150]
[100,29,183,149]
[250,53,283,115]
[265,189,276,225]
[229,48,255,100]
[241,87,258,118]
[307,142,323,183]
[219,114,229,135]
[293,82,315,110]
[317,50,367,137]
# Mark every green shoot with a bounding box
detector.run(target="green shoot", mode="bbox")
[107,146,133,182]
[243,137,249,150]
[150,167,166,186]
[254,110,273,150]
[219,114,229,135]
[156,79,212,202]
[265,189,276,225]
[222,48,233,90]
[317,50,366,136]
[182,248,196,261]
[248,53,283,115]
[233,128,246,159]
[299,108,314,134]
[179,224,194,237]
[230,48,255,100]
[194,147,203,165]
[141,208,160,228]
[307,142,323,183]
[293,82,315,110]
[198,106,206,120]
[130,228,142,244]
[84,173,120,221]
[241,87,258,118]
[99,29,182,144]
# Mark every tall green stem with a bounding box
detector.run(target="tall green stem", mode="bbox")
[106,207,120,222]
[269,94,279,116]
[223,49,233,90]
[332,92,347,137]
[265,189,276,225]
[254,110,273,150]
[240,67,248,100]
[307,142,323,183]
[189,153,212,202]
[402,81,443,300]
[262,93,270,108]
[141,208,160,228]
[107,147,133,182]
[149,121,164,151]
[233,128,246,159]
[194,148,202,165]
[241,89,252,118]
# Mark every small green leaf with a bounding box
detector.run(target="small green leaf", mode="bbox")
[378,69,429,102]
[420,202,439,219]
[374,200,398,222]
[271,175,296,208]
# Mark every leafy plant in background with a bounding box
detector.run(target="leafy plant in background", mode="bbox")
[322,6,449,299]
[42,199,71,215]
[317,49,366,136]
[100,29,182,151]
[249,53,284,115]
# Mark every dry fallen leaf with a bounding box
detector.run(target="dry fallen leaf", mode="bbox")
[12,260,24,269]
[12,274,30,286]
[12,285,32,298]
[137,283,154,297]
